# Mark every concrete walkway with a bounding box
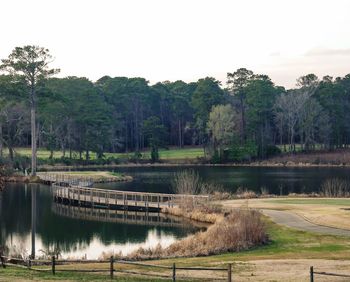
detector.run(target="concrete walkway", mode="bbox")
[262,209,350,237]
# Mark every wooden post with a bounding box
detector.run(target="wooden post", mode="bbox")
[310,266,314,282]
[91,189,94,208]
[110,256,114,279]
[172,263,176,282]
[227,263,232,282]
[27,259,31,269]
[0,256,6,268]
[51,256,56,275]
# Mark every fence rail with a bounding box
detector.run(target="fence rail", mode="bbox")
[310,266,350,281]
[0,255,232,281]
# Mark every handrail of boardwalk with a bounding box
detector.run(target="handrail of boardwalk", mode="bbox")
[52,184,209,210]
[38,173,94,187]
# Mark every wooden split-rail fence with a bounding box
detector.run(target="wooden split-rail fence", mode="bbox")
[309,266,350,281]
[0,255,233,281]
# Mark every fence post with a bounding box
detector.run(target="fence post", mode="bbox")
[228,263,232,282]
[51,256,56,275]
[0,256,5,268]
[310,266,314,282]
[110,256,114,279]
[172,263,176,282]
[27,259,31,269]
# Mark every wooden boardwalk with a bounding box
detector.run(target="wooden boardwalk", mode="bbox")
[53,184,209,212]
[39,173,94,187]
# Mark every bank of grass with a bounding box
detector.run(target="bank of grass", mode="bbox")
[155,217,350,266]
[37,171,132,182]
[10,147,205,161]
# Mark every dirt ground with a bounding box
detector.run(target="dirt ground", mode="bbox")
[233,259,350,281]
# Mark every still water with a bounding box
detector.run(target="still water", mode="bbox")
[1,166,350,259]
[96,166,350,194]
[0,183,195,259]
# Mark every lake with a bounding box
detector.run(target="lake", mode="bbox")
[0,183,197,260]
[1,166,349,259]
[96,166,350,195]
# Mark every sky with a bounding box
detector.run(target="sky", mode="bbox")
[1,0,350,89]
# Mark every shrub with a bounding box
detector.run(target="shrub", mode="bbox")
[321,178,350,197]
[128,208,268,259]
[227,140,258,162]
[234,187,258,199]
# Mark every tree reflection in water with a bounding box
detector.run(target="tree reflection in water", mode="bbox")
[0,183,197,259]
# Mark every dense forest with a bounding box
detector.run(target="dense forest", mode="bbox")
[1,46,350,168]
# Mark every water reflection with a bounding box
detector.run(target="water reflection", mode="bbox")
[95,166,350,194]
[3,227,178,259]
[0,183,197,259]
[52,203,198,229]
[31,184,36,259]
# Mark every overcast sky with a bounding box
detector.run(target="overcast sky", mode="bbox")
[1,0,350,88]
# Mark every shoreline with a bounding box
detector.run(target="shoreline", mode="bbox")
[4,171,133,184]
[37,161,350,171]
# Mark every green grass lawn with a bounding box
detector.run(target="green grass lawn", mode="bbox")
[9,147,205,161]
[158,218,350,267]
[265,198,350,206]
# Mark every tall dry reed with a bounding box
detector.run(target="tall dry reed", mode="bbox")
[128,208,268,259]
[321,178,350,197]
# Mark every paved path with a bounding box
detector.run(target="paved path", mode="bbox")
[262,209,350,237]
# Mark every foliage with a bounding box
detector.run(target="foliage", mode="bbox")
[192,77,225,144]
[142,116,166,162]
[227,139,258,162]
[1,48,350,166]
[207,104,237,159]
[0,46,59,176]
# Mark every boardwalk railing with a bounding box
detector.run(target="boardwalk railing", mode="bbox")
[310,266,350,282]
[53,184,209,212]
[38,173,94,187]
[0,256,232,281]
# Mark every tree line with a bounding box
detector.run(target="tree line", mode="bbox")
[0,46,350,173]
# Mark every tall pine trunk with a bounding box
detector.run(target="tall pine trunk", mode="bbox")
[31,105,37,176]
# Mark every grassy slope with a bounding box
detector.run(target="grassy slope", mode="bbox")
[11,147,205,161]
[1,219,350,281]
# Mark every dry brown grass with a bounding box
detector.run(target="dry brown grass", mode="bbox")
[163,205,223,224]
[234,187,258,199]
[128,208,267,260]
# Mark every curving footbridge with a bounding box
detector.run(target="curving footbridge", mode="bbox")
[40,173,209,212]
